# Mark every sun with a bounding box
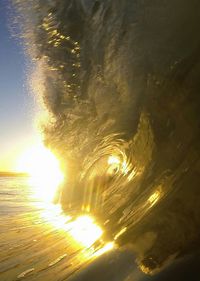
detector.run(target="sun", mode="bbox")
[16,143,64,202]
[15,143,114,255]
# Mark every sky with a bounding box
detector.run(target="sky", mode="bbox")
[0,1,38,171]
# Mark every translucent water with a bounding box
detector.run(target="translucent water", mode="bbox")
[0,176,102,281]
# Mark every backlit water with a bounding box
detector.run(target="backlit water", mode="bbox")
[0,176,105,281]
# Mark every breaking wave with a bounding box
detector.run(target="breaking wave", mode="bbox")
[12,0,200,273]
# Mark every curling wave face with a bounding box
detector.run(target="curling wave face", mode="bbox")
[13,0,200,274]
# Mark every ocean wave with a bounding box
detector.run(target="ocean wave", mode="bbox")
[12,0,200,273]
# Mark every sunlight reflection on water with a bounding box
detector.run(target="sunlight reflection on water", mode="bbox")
[35,202,104,248]
[0,177,114,281]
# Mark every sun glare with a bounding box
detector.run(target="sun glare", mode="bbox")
[16,142,112,256]
[16,143,64,202]
[68,215,103,248]
[40,204,103,248]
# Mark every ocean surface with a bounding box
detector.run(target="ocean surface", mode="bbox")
[1,176,148,281]
[0,176,106,281]
[7,1,200,279]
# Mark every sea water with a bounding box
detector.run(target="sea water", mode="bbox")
[0,176,95,281]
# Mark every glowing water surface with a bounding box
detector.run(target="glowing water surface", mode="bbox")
[0,173,114,281]
[16,143,113,250]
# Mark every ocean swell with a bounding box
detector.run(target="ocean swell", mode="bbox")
[13,0,200,273]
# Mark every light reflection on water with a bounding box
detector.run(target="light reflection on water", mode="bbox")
[36,202,103,248]
[0,176,114,281]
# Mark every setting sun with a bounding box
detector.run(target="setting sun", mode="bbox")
[16,143,64,202]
